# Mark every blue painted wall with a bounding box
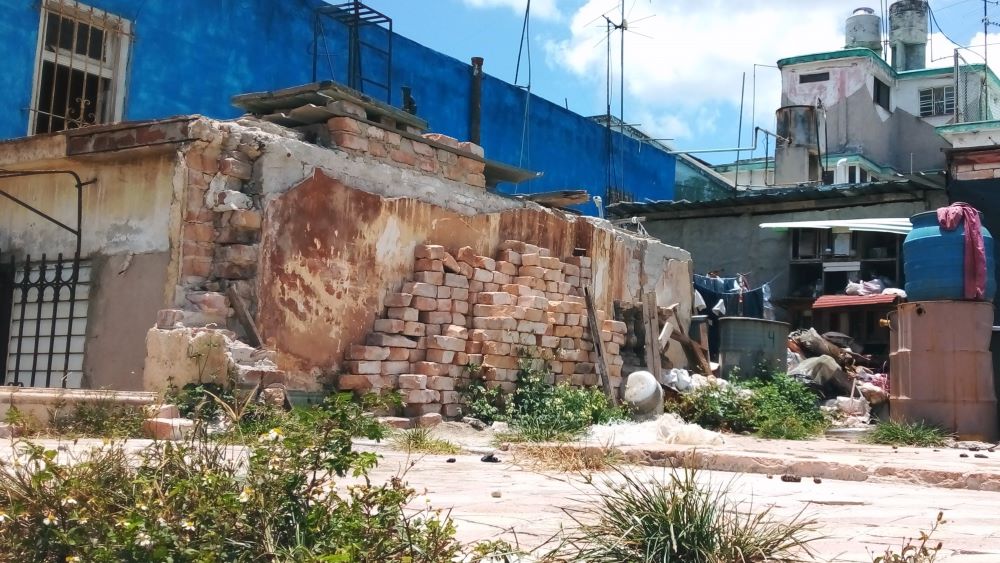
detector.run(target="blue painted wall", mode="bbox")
[0,0,683,213]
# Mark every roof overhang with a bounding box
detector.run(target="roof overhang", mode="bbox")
[759,218,912,235]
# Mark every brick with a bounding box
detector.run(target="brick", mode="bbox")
[492,271,512,285]
[603,320,627,333]
[456,246,477,264]
[219,156,252,180]
[414,244,447,260]
[521,307,542,322]
[482,341,511,355]
[412,296,438,311]
[605,342,620,355]
[472,268,493,283]
[428,335,467,352]
[427,376,456,391]
[346,360,381,375]
[404,403,442,417]
[381,361,411,375]
[442,253,462,274]
[444,324,468,339]
[436,298,452,312]
[328,100,366,119]
[549,301,584,314]
[443,404,464,418]
[426,347,456,363]
[555,325,584,338]
[483,283,500,292]
[414,258,444,272]
[521,253,540,267]
[478,292,514,305]
[452,287,469,301]
[497,249,521,266]
[403,282,438,298]
[332,131,369,152]
[566,276,581,287]
[367,333,418,348]
[409,348,427,362]
[414,271,444,285]
[404,389,440,404]
[181,256,213,278]
[347,345,390,361]
[452,312,467,326]
[484,354,518,370]
[581,268,593,279]
[460,263,475,279]
[495,261,518,276]
[184,222,217,243]
[543,269,563,282]
[390,146,418,166]
[519,265,545,277]
[402,321,426,337]
[436,285,453,299]
[414,362,450,377]
[537,247,551,257]
[444,273,469,288]
[424,323,442,336]
[453,300,469,314]
[473,304,523,318]
[466,341,484,354]
[472,316,518,330]
[328,116,362,133]
[387,307,419,321]
[517,295,549,310]
[387,347,411,361]
[374,319,405,334]
[419,311,453,324]
[385,293,413,307]
[498,240,527,253]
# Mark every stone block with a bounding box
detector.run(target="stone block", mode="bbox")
[497,249,521,266]
[543,269,564,283]
[517,295,549,310]
[519,265,545,278]
[442,253,462,274]
[427,335,466,352]
[412,296,438,311]
[399,374,428,390]
[219,156,252,180]
[603,320,628,333]
[484,354,518,370]
[478,292,514,305]
[521,253,540,267]
[402,321,426,337]
[565,313,581,326]
[387,347,411,361]
[367,333,418,348]
[414,361,450,377]
[439,391,462,404]
[523,307,544,322]
[404,403,442,417]
[492,271,512,285]
[495,261,518,276]
[328,100,367,119]
[385,293,414,307]
[414,258,443,272]
[374,318,405,334]
[436,285,452,299]
[403,282,438,298]
[387,307,419,322]
[143,418,195,441]
[472,316,518,330]
[414,244,446,260]
[419,311,453,324]
[453,300,469,314]
[426,348,456,363]
[347,345,390,361]
[452,287,469,301]
[452,313,467,326]
[465,340,483,354]
[409,348,427,362]
[472,268,493,283]
[346,360,381,374]
[482,341,511,355]
[404,389,440,405]
[444,273,469,288]
[443,404,464,418]
[380,416,412,430]
[381,361,410,375]
[456,246,477,264]
[444,324,468,339]
[424,323,442,336]
[414,271,444,285]
[482,282,499,292]
[416,412,444,428]
[428,376,456,391]
[228,209,262,231]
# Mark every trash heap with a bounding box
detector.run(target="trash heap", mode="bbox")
[340,241,628,418]
[787,328,889,426]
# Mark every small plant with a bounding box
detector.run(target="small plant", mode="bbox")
[871,511,945,562]
[865,420,949,448]
[665,373,827,440]
[460,363,506,425]
[562,467,816,562]
[47,400,146,439]
[0,393,462,561]
[391,427,461,455]
[514,443,621,472]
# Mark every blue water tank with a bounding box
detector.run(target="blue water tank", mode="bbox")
[904,210,996,301]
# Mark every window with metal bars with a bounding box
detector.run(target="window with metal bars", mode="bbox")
[28,0,131,135]
[918,86,955,118]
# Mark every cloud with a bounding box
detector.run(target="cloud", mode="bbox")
[546,0,854,141]
[461,0,561,21]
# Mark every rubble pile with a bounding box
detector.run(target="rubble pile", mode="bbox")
[340,241,627,418]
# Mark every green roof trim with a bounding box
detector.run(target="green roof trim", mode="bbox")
[713,152,894,175]
[936,120,1000,134]
[777,48,894,76]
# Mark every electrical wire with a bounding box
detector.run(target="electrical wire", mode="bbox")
[515,0,532,178]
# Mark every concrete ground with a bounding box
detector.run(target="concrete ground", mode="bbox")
[365,444,1000,562]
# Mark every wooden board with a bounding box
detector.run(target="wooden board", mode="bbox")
[226,285,263,348]
[584,287,616,404]
[641,292,663,381]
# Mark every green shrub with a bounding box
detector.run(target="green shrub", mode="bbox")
[563,467,816,562]
[666,373,826,440]
[864,420,949,448]
[0,394,460,562]
[460,351,625,442]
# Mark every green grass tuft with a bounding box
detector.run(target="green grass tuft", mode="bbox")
[391,427,461,455]
[864,420,949,448]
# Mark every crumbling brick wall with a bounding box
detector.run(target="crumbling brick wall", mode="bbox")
[341,241,626,418]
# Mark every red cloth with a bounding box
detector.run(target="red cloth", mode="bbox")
[937,202,987,300]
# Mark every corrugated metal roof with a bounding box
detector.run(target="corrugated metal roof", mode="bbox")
[605,180,937,219]
[812,294,899,309]
[759,218,912,235]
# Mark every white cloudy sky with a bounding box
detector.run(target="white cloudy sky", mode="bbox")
[369,0,997,163]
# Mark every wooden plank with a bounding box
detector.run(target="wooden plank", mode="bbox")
[641,292,663,381]
[584,287,616,405]
[226,285,262,348]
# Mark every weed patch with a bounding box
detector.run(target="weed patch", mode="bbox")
[864,420,949,448]
[391,427,461,455]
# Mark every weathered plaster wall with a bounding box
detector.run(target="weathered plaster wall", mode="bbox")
[644,197,945,313]
[257,171,690,389]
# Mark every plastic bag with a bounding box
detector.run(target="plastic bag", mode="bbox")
[656,413,725,446]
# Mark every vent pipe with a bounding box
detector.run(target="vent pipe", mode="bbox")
[470,57,484,144]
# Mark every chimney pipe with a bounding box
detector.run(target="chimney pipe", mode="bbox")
[470,57,484,144]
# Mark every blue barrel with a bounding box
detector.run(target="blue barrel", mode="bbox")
[904,210,996,301]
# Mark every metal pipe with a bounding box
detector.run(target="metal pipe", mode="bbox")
[668,126,787,155]
[470,57,483,144]
[734,72,746,187]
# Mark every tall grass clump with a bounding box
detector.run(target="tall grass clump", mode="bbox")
[563,467,816,563]
[864,420,949,448]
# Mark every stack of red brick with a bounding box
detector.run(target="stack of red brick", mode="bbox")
[341,240,627,418]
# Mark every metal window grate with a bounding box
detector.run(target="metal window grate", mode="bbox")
[919,86,955,118]
[29,0,131,135]
[1,254,89,388]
